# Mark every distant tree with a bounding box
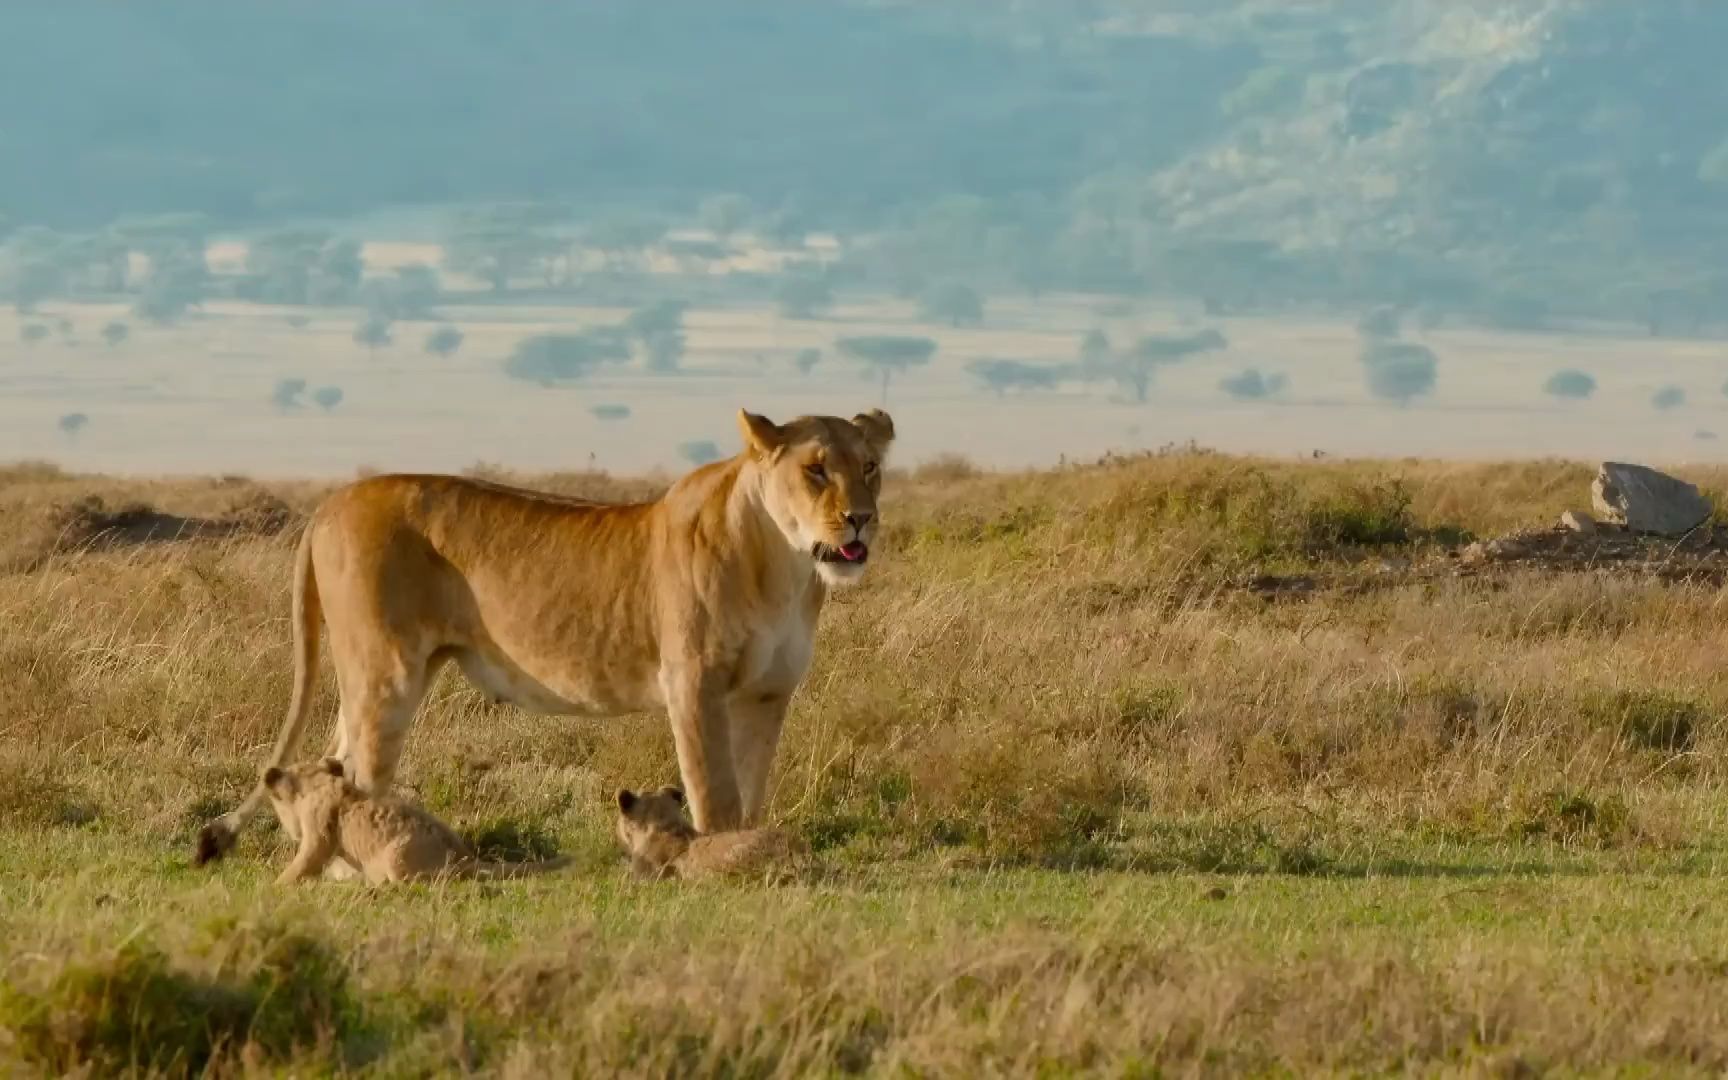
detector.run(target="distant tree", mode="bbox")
[584,213,667,275]
[447,203,567,292]
[503,332,630,387]
[759,203,810,248]
[100,321,129,348]
[57,412,88,441]
[1,226,66,313]
[311,238,365,305]
[624,298,687,340]
[918,281,985,327]
[272,378,308,411]
[353,313,393,355]
[1218,369,1290,401]
[1543,369,1597,401]
[1652,385,1686,411]
[698,193,752,240]
[677,440,724,467]
[1134,329,1228,362]
[793,347,822,375]
[1357,306,1402,340]
[244,228,328,305]
[1080,328,1228,404]
[1076,328,1112,380]
[640,331,685,374]
[113,213,209,262]
[284,313,312,330]
[774,272,834,319]
[623,299,689,373]
[836,335,937,406]
[312,386,344,411]
[390,263,441,319]
[966,358,1066,395]
[11,260,63,314]
[132,247,207,324]
[1361,341,1438,406]
[425,324,464,357]
[19,323,49,345]
[590,403,632,421]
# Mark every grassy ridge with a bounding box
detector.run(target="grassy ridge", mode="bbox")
[5,452,1728,1074]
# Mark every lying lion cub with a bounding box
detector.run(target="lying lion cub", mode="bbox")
[264,758,570,885]
[614,786,806,882]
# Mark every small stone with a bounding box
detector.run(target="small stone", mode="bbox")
[1203,886,1229,901]
[1592,462,1711,537]
[1559,510,1597,534]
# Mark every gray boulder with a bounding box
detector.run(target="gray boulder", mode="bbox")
[1591,462,1710,536]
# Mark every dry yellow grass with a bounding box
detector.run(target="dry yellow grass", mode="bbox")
[5,451,1728,1074]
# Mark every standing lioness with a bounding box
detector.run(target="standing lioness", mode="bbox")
[198,408,893,864]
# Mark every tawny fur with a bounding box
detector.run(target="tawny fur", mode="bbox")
[264,758,570,885]
[197,408,895,865]
[615,785,808,882]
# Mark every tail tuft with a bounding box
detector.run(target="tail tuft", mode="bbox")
[195,822,236,866]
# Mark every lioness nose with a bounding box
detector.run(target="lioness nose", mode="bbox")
[845,511,874,532]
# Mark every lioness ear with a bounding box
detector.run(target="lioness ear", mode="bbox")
[262,766,286,790]
[616,789,638,813]
[659,785,686,806]
[321,757,345,778]
[737,410,784,458]
[852,409,895,454]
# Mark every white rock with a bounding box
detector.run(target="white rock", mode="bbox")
[1591,462,1710,537]
[1558,510,1597,534]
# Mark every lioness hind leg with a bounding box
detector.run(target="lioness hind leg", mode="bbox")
[336,660,433,798]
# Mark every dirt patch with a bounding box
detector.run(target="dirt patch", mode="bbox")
[2,491,301,573]
[1242,523,1728,602]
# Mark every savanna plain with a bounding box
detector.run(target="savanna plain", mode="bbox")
[5,449,1728,1076]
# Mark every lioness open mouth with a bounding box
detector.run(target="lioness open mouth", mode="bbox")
[814,541,869,566]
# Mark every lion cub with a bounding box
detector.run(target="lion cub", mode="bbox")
[614,786,806,882]
[264,758,570,885]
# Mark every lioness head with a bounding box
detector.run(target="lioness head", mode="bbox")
[738,408,895,586]
[615,785,695,857]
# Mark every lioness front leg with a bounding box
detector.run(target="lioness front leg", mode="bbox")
[663,673,743,832]
[731,692,791,827]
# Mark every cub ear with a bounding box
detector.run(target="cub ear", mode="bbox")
[262,766,286,789]
[320,757,346,777]
[616,789,638,813]
[658,785,686,806]
[737,409,784,458]
[851,409,895,453]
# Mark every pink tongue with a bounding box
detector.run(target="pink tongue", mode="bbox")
[839,541,868,562]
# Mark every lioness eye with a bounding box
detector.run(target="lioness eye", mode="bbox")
[863,461,878,476]
[805,463,827,482]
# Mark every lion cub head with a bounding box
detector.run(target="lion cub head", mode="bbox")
[615,785,695,873]
[262,757,348,841]
[738,408,895,586]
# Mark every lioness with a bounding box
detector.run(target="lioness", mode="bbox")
[264,758,571,884]
[614,785,807,881]
[198,408,893,865]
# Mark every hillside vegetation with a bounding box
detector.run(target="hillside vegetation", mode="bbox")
[4,3,1728,330]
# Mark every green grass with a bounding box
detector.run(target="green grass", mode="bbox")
[7,830,1728,1075]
